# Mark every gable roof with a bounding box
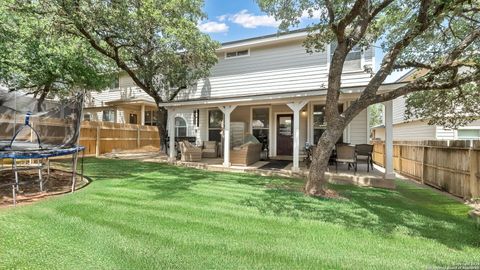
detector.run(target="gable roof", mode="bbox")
[218,29,309,52]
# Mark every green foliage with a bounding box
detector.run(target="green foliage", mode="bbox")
[0,0,113,99]
[405,83,480,128]
[257,0,480,121]
[0,158,479,269]
[42,0,219,103]
[369,103,383,127]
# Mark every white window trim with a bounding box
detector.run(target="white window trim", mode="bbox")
[207,108,223,141]
[310,101,347,144]
[329,43,364,72]
[250,106,271,133]
[224,49,250,60]
[174,116,188,137]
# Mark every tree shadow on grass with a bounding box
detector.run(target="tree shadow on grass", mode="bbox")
[241,182,480,250]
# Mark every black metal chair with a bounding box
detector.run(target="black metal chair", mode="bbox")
[355,144,374,172]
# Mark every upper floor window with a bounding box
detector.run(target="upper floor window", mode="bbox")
[225,49,250,59]
[330,43,362,71]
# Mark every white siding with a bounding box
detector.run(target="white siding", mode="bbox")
[349,109,368,144]
[435,126,456,140]
[393,121,436,140]
[392,96,406,124]
[177,40,373,100]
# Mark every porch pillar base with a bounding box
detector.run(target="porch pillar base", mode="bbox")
[384,173,396,180]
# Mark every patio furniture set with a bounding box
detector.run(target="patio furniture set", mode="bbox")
[305,143,374,174]
[175,139,264,167]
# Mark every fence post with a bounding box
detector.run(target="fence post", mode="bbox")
[95,126,100,157]
[421,145,427,184]
[137,127,141,148]
[469,148,479,199]
[398,144,402,173]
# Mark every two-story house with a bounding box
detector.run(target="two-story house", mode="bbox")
[84,29,400,175]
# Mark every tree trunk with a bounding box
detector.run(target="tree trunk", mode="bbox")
[155,105,168,152]
[305,125,345,195]
[36,85,50,112]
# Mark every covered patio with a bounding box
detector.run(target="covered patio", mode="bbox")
[164,87,397,188]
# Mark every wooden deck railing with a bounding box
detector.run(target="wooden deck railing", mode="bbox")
[372,140,480,199]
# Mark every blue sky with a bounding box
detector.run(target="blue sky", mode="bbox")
[200,1,407,81]
[200,0,311,43]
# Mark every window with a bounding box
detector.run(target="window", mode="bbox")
[458,129,480,139]
[208,110,223,142]
[175,117,187,137]
[144,110,157,126]
[83,113,91,121]
[313,104,344,144]
[330,43,362,71]
[102,110,115,122]
[129,113,138,124]
[252,107,269,143]
[225,49,250,59]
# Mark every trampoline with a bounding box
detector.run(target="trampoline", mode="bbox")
[0,89,85,206]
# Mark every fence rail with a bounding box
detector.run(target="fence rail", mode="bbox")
[79,121,160,156]
[0,118,160,157]
[372,140,480,199]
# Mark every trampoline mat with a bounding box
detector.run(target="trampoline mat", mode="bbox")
[0,141,85,159]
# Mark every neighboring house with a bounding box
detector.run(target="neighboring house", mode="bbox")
[371,71,480,141]
[85,29,402,171]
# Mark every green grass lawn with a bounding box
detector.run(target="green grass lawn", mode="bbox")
[1,158,479,269]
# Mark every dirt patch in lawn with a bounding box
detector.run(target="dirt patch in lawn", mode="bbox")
[0,169,89,207]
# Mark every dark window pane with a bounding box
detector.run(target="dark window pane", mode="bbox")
[176,127,187,137]
[129,114,137,124]
[313,105,326,128]
[252,108,269,128]
[209,110,223,128]
[209,130,222,142]
[237,50,249,56]
[145,111,151,125]
[253,129,268,142]
[226,52,237,58]
[102,110,114,122]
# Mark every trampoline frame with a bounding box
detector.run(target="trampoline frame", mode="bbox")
[0,147,85,206]
[1,91,86,206]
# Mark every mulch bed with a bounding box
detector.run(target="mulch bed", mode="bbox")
[0,168,88,207]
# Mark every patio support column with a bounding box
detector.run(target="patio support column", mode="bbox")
[219,105,237,167]
[384,100,395,179]
[167,108,176,162]
[287,100,308,172]
[140,104,145,125]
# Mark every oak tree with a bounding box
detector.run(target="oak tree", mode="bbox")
[257,0,480,195]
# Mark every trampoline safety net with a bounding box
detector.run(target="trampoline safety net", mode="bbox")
[0,90,84,156]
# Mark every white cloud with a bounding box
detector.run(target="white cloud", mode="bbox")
[225,10,280,29]
[197,21,229,33]
[301,8,325,20]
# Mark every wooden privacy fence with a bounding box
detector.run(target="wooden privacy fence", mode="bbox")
[0,117,160,157]
[79,121,160,156]
[372,140,480,199]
